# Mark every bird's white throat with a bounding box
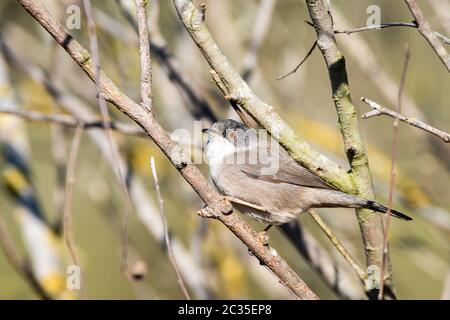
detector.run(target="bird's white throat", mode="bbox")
[205,136,235,177]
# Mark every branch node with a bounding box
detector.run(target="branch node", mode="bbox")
[197,206,218,219]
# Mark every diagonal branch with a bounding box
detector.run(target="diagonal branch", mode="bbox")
[16,0,318,300]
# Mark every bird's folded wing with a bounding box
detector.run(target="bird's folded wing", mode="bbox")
[239,148,337,190]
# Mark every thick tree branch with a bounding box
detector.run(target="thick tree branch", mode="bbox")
[16,0,318,300]
[305,0,394,299]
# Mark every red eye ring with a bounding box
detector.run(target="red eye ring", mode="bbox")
[228,131,237,141]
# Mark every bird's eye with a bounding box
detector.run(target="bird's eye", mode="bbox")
[228,131,237,142]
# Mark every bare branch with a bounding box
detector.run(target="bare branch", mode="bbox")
[150,157,191,300]
[404,0,450,72]
[16,0,318,300]
[361,98,450,143]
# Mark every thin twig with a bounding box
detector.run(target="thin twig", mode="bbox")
[379,45,410,300]
[0,107,146,137]
[134,0,152,110]
[277,41,317,80]
[0,216,51,299]
[404,0,450,72]
[242,0,277,81]
[308,210,366,282]
[334,22,450,45]
[62,124,85,298]
[150,157,191,300]
[82,0,135,279]
[361,98,449,143]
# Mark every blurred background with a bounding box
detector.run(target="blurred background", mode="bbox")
[0,0,448,299]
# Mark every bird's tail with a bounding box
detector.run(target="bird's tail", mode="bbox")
[363,200,413,221]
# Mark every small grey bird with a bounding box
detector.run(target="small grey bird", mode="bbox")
[203,119,412,227]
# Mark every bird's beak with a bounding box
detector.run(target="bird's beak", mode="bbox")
[202,128,211,135]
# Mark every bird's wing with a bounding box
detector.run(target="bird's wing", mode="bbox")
[233,147,337,190]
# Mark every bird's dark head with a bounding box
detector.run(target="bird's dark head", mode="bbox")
[202,119,253,146]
